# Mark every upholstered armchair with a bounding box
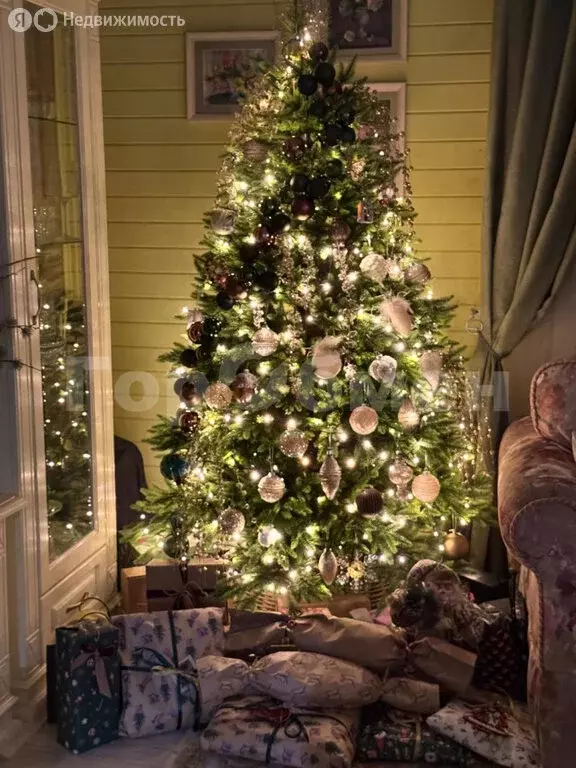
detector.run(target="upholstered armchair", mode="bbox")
[498,360,576,768]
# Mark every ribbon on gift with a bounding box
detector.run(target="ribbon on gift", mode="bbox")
[124,614,201,732]
[399,634,477,695]
[247,706,309,764]
[147,563,209,611]
[220,699,351,765]
[71,642,116,698]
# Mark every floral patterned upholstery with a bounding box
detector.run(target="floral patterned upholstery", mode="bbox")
[498,360,576,768]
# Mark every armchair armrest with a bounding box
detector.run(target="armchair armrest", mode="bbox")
[499,427,576,572]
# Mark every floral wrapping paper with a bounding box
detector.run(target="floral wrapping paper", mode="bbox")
[201,694,359,768]
[426,700,541,768]
[197,656,251,723]
[356,702,488,766]
[251,651,381,709]
[56,621,121,754]
[112,608,224,737]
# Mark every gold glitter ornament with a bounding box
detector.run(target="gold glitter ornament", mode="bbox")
[279,430,309,458]
[253,327,279,356]
[349,405,379,435]
[258,472,286,503]
[405,262,432,284]
[398,398,420,431]
[204,382,233,409]
[210,208,236,236]
[347,559,365,580]
[444,531,470,559]
[360,252,388,282]
[319,453,341,499]
[369,355,397,384]
[243,139,268,162]
[411,472,441,503]
[312,337,342,380]
[318,549,338,585]
[388,459,414,486]
[350,158,366,181]
[218,508,246,536]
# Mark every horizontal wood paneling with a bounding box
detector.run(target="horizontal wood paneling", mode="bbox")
[102,0,492,474]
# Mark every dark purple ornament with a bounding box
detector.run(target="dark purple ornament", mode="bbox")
[187,321,203,343]
[269,212,292,234]
[216,292,236,310]
[180,381,201,405]
[179,410,200,433]
[308,176,331,199]
[292,198,315,221]
[291,173,310,195]
[315,62,336,88]
[309,42,329,62]
[298,73,318,96]
[179,348,197,368]
[284,136,306,159]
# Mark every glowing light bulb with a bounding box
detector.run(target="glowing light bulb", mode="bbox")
[362,439,372,450]
[338,430,349,443]
[234,415,243,425]
[263,413,274,424]
[288,569,298,581]
[345,457,356,469]
[379,450,389,461]
[346,503,356,513]
[394,342,406,353]
[301,456,311,467]
[286,417,298,430]
[250,469,261,482]
[397,554,407,565]
[387,489,395,498]
[321,282,332,294]
[305,547,315,558]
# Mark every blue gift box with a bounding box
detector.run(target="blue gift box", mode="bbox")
[56,621,121,754]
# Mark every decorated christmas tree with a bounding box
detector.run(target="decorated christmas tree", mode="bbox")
[128,9,490,606]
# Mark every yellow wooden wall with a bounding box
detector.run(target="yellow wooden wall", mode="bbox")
[101,0,493,482]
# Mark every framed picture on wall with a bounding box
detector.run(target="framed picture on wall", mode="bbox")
[186,32,279,120]
[329,0,408,60]
[368,82,407,192]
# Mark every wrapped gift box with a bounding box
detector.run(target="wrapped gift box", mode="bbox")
[113,608,224,737]
[357,702,488,765]
[201,695,359,768]
[121,566,147,614]
[56,620,121,754]
[146,559,228,612]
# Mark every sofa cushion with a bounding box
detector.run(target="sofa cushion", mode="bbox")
[250,651,381,709]
[531,359,576,448]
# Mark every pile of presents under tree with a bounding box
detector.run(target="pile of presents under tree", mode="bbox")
[50,559,541,767]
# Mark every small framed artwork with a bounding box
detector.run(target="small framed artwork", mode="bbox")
[368,82,407,192]
[186,31,279,120]
[329,0,408,61]
[368,82,406,137]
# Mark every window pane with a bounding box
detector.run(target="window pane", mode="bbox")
[25,11,94,559]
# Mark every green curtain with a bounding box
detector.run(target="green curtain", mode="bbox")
[482,0,576,401]
[475,0,576,572]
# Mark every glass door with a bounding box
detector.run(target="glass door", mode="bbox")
[24,8,95,562]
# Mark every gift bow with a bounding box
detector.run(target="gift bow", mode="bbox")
[130,645,201,729]
[148,565,208,610]
[71,643,115,698]
[401,635,477,695]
